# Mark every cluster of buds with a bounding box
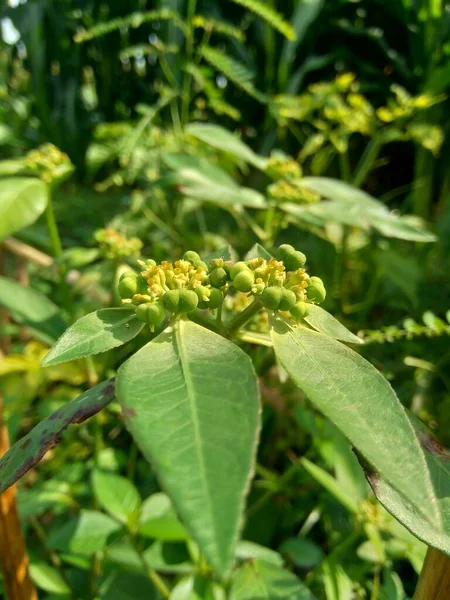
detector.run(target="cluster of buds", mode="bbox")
[117,246,326,331]
[24,143,74,184]
[94,228,143,261]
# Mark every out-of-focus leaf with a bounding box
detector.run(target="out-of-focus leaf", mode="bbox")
[0,177,48,240]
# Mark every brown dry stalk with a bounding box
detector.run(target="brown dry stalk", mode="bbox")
[414,548,450,600]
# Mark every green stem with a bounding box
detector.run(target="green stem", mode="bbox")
[189,310,220,333]
[128,533,170,598]
[352,135,383,188]
[227,300,264,336]
[181,0,198,124]
[264,204,276,245]
[338,150,351,183]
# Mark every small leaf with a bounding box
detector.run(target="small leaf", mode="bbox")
[301,457,359,514]
[47,510,121,555]
[304,305,363,344]
[139,493,188,541]
[186,123,267,170]
[235,541,284,566]
[230,560,315,599]
[42,308,144,366]
[0,276,66,344]
[99,572,158,600]
[202,246,237,263]
[279,538,323,569]
[244,244,274,261]
[29,562,70,595]
[92,469,141,527]
[0,177,48,240]
[117,320,261,576]
[230,0,296,40]
[0,379,115,494]
[270,318,439,529]
[143,541,194,574]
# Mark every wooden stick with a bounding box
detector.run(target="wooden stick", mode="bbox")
[413,548,450,600]
[2,237,53,267]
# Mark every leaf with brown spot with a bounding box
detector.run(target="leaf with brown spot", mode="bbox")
[0,379,115,494]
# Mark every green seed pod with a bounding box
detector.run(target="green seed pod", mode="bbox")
[307,277,326,303]
[136,302,166,326]
[183,251,202,267]
[290,301,309,321]
[230,261,250,280]
[207,288,223,309]
[209,267,228,288]
[120,271,137,282]
[261,286,283,310]
[278,288,297,311]
[178,289,198,313]
[195,285,211,309]
[233,270,255,293]
[277,244,306,271]
[118,276,138,299]
[163,289,180,313]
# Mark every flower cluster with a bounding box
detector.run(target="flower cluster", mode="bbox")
[117,246,326,330]
[24,143,74,184]
[94,228,143,261]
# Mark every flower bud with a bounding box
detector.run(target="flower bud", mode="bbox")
[233,270,255,293]
[290,301,309,321]
[118,274,138,299]
[136,302,166,326]
[183,251,202,267]
[163,289,180,312]
[306,276,326,303]
[230,261,250,280]
[277,244,306,271]
[261,286,283,310]
[178,289,198,313]
[194,285,211,308]
[278,288,297,311]
[209,267,228,288]
[207,288,223,309]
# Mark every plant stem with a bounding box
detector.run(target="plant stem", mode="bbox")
[264,204,276,245]
[413,547,450,600]
[181,0,197,124]
[189,310,220,333]
[352,135,383,188]
[128,533,170,598]
[45,187,63,258]
[227,300,264,336]
[338,150,351,183]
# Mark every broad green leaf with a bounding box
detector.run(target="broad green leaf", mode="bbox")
[0,177,48,240]
[117,319,260,576]
[162,153,236,187]
[235,541,283,566]
[170,576,221,600]
[29,562,70,595]
[143,541,194,574]
[279,538,323,569]
[99,572,158,600]
[92,469,141,527]
[367,425,450,556]
[304,305,363,344]
[332,432,368,504]
[0,379,115,494]
[270,318,439,529]
[0,276,66,344]
[244,243,274,261]
[296,177,382,209]
[322,562,353,600]
[186,123,268,170]
[230,560,315,599]
[139,493,188,541]
[47,510,121,555]
[180,176,266,209]
[42,308,144,366]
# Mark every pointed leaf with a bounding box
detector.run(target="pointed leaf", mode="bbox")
[304,305,363,344]
[29,562,70,595]
[139,493,188,541]
[230,560,315,599]
[0,379,115,494]
[117,320,260,576]
[92,469,141,526]
[270,318,439,529]
[0,177,48,240]
[244,244,274,261]
[42,308,144,366]
[0,276,66,343]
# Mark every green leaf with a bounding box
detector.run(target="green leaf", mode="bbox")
[139,493,188,541]
[0,379,115,494]
[92,469,141,527]
[29,562,70,595]
[230,0,296,40]
[279,538,323,569]
[0,276,66,344]
[99,572,158,600]
[230,560,315,599]
[0,177,48,240]
[143,541,194,574]
[186,124,267,170]
[301,457,359,514]
[162,153,237,187]
[304,305,363,345]
[170,576,221,600]
[244,244,274,261]
[202,246,237,263]
[47,510,121,555]
[270,318,439,529]
[117,319,261,576]
[235,541,284,566]
[42,308,144,366]
[367,423,450,556]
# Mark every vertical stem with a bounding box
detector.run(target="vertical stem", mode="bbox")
[413,547,450,600]
[352,136,382,188]
[0,253,37,600]
[181,0,197,124]
[338,150,352,183]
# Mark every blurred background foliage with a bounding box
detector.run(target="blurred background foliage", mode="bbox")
[1,0,450,598]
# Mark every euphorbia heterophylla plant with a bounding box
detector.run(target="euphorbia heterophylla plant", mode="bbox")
[0,245,448,590]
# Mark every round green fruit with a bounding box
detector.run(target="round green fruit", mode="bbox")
[230,261,250,280]
[278,288,297,311]
[233,270,255,293]
[118,276,138,299]
[178,289,199,313]
[207,288,223,309]
[136,302,166,326]
[306,277,326,303]
[290,301,309,321]
[194,285,211,308]
[261,286,283,310]
[163,289,180,312]
[277,244,306,270]
[209,267,228,288]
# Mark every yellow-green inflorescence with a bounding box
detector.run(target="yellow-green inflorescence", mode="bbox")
[117,246,326,330]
